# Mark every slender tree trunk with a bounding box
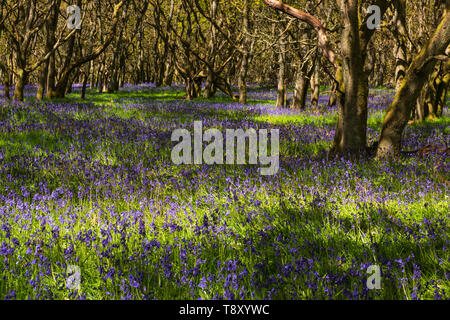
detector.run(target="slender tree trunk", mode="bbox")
[107,56,119,93]
[238,0,251,104]
[2,66,11,99]
[164,58,174,86]
[203,0,218,98]
[291,29,312,110]
[375,54,386,87]
[238,52,249,104]
[66,69,79,94]
[310,59,320,107]
[186,78,198,100]
[138,30,144,84]
[46,53,57,98]
[393,0,408,90]
[95,63,102,91]
[327,81,337,107]
[4,83,10,99]
[81,69,89,100]
[37,63,49,100]
[108,5,128,93]
[291,70,309,109]
[89,61,94,89]
[107,54,120,93]
[37,1,60,100]
[276,31,286,108]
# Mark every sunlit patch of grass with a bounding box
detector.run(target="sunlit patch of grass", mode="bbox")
[255,112,338,127]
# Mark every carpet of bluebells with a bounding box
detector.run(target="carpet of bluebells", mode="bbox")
[0,83,448,300]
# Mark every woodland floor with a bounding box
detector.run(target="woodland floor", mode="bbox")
[0,84,448,299]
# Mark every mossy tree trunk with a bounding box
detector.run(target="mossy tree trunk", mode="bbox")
[13,68,28,101]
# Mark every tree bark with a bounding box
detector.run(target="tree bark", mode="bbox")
[46,53,56,98]
[238,0,251,104]
[310,58,320,107]
[36,63,48,100]
[81,69,89,100]
[203,0,218,98]
[0,60,11,99]
[238,51,249,104]
[13,68,28,101]
[276,27,287,108]
[37,0,60,100]
[291,70,309,110]
[393,0,408,90]
[327,81,337,107]
[332,1,367,154]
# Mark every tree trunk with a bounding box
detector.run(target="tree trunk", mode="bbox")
[376,54,385,87]
[291,70,309,109]
[203,0,218,98]
[332,1,367,154]
[276,31,286,108]
[37,63,49,100]
[291,29,312,110]
[327,81,337,107]
[238,0,251,104]
[107,54,120,93]
[1,66,10,99]
[164,55,174,86]
[81,71,89,100]
[37,1,60,100]
[66,69,79,94]
[393,0,408,90]
[4,83,10,99]
[310,59,320,107]
[238,51,249,104]
[13,68,28,101]
[46,53,56,98]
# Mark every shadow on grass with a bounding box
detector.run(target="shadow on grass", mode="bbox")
[236,201,448,299]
